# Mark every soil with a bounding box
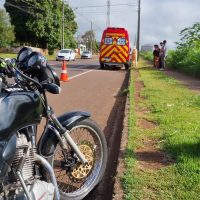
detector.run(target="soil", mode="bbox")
[135,139,172,170]
[165,69,200,94]
[137,119,157,129]
[113,95,129,200]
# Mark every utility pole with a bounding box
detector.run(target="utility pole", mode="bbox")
[134,34,137,47]
[91,21,93,53]
[106,0,111,27]
[61,1,65,49]
[137,0,141,60]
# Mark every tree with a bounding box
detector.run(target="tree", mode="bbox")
[81,30,99,53]
[4,0,77,53]
[177,22,200,49]
[0,9,15,48]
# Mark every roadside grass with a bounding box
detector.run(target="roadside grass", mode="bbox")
[0,53,81,61]
[0,53,17,59]
[0,53,56,61]
[46,54,56,60]
[123,58,200,199]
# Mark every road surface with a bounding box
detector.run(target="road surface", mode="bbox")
[45,58,129,199]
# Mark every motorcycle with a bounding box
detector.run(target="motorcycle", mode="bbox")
[0,47,108,200]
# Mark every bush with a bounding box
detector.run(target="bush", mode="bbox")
[140,51,153,61]
[167,22,200,77]
[167,41,200,77]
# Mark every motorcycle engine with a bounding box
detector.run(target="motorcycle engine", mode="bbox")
[29,180,55,200]
[0,133,55,200]
[6,180,55,200]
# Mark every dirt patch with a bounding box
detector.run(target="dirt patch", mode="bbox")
[165,69,200,95]
[138,119,157,129]
[113,96,129,200]
[134,80,145,102]
[135,139,172,170]
[136,109,150,118]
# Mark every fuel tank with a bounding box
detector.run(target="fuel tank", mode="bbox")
[0,90,44,140]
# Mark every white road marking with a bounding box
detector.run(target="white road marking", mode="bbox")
[69,70,94,80]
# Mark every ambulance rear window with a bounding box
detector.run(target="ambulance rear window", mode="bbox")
[117,38,126,45]
[104,38,113,45]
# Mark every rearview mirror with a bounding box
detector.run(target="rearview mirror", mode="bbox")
[42,83,61,94]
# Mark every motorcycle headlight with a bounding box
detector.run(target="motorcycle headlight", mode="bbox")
[24,51,60,86]
[17,47,33,63]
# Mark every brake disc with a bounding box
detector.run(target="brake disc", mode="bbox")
[70,141,95,182]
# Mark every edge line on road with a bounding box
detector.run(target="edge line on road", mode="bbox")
[69,70,94,80]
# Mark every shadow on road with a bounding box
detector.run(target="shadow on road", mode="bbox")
[52,63,128,72]
[85,70,130,200]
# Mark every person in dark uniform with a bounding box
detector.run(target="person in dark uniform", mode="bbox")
[153,44,160,68]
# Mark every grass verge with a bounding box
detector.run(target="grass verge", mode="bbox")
[122,58,200,200]
[0,53,17,59]
[0,53,81,61]
[0,53,55,60]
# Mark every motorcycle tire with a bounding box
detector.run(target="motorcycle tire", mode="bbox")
[53,118,108,200]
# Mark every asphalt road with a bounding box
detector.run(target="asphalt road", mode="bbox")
[47,58,127,129]
[46,58,129,199]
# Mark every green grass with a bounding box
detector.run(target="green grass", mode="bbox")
[46,54,56,60]
[0,53,56,60]
[140,51,153,62]
[0,53,17,59]
[123,58,200,200]
[0,53,80,61]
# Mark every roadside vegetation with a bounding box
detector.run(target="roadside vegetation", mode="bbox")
[1,1,78,54]
[123,58,200,200]
[0,53,16,59]
[140,22,200,78]
[140,51,153,62]
[0,53,55,60]
[0,9,15,48]
[167,22,200,77]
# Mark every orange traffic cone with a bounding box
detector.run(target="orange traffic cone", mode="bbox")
[60,60,69,82]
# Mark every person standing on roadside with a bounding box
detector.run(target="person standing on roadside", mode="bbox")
[159,42,164,69]
[153,45,160,68]
[162,40,167,69]
[160,40,167,70]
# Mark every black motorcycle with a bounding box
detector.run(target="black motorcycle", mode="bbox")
[0,48,108,200]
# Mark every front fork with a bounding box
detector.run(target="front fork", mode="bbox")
[49,111,88,165]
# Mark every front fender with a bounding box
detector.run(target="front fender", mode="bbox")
[38,111,90,157]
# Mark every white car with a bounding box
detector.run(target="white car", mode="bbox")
[81,51,92,59]
[56,49,76,61]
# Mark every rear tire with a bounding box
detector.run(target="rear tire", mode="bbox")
[52,118,108,200]
[100,63,104,69]
[125,63,130,70]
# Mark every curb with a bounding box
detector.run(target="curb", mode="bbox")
[112,75,130,199]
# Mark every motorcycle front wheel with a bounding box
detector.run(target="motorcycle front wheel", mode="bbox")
[53,118,108,200]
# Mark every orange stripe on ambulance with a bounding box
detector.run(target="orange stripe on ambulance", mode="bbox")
[99,27,131,70]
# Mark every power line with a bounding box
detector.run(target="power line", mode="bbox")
[4,2,40,17]
[4,1,68,29]
[20,0,45,12]
[75,10,103,31]
[77,10,128,14]
[73,3,136,9]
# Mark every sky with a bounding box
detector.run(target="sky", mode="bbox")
[1,0,200,49]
